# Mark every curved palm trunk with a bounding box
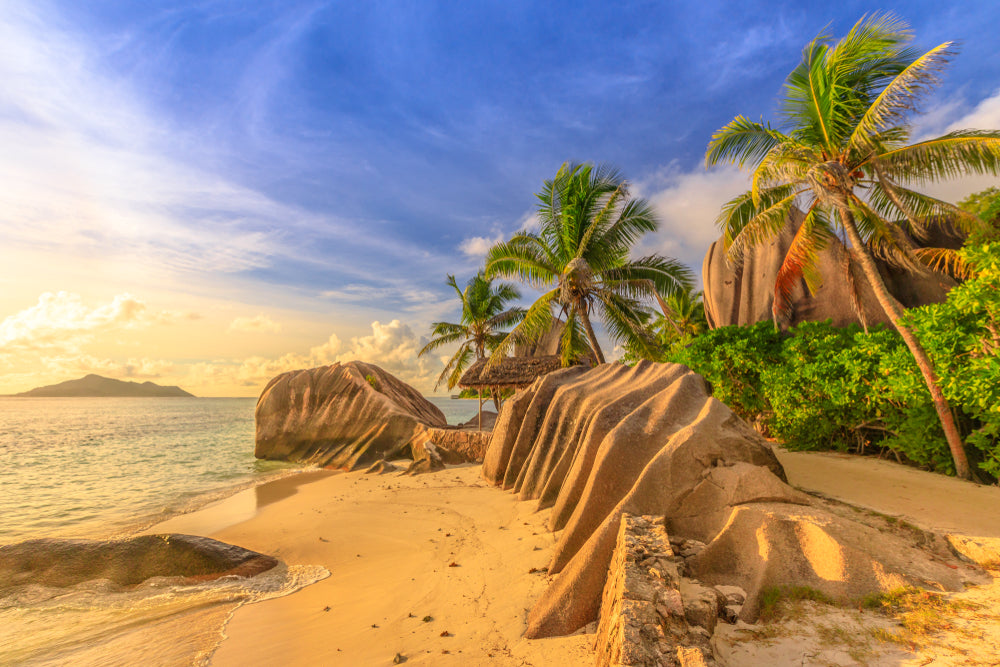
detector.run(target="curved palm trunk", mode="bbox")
[578,307,606,364]
[838,206,973,480]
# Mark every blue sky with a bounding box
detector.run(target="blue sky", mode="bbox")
[1,0,999,395]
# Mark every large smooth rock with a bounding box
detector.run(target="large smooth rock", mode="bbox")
[255,361,447,470]
[482,361,969,639]
[0,534,278,589]
[702,209,959,328]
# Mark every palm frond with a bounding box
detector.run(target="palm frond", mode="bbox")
[435,342,473,391]
[706,116,796,168]
[873,129,1000,182]
[912,246,976,280]
[602,255,695,300]
[485,234,558,288]
[720,189,801,263]
[848,41,955,155]
[487,288,558,369]
[772,205,832,322]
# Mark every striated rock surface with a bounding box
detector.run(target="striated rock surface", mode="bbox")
[702,209,958,328]
[482,361,969,640]
[255,361,450,470]
[0,534,277,589]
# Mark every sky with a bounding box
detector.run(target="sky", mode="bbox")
[1,0,999,396]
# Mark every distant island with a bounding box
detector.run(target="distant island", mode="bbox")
[14,374,195,398]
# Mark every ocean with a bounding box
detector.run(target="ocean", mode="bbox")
[0,394,482,665]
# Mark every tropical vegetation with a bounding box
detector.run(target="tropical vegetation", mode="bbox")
[620,285,708,363]
[672,242,1000,479]
[485,162,693,366]
[705,13,1000,479]
[417,272,524,390]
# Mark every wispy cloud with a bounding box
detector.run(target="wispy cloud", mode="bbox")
[228,314,282,334]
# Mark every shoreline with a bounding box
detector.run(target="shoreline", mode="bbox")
[149,463,594,665]
[148,448,1000,666]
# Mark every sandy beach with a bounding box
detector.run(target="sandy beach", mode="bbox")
[146,448,1000,666]
[152,464,594,666]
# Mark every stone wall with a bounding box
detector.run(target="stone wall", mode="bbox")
[594,515,714,667]
[427,428,491,464]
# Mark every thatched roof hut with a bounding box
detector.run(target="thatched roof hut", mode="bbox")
[458,355,563,390]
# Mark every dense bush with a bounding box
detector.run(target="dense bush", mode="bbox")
[670,243,1000,478]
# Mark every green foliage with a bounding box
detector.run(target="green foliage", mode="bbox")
[418,272,525,390]
[959,186,1000,222]
[903,243,1000,475]
[365,374,379,390]
[671,322,782,421]
[486,162,693,366]
[672,245,1000,478]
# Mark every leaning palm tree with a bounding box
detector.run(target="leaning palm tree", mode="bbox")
[486,162,694,366]
[706,13,1000,479]
[418,272,525,392]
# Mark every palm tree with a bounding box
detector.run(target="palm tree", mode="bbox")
[706,13,1000,479]
[418,272,525,392]
[485,162,694,366]
[619,286,708,363]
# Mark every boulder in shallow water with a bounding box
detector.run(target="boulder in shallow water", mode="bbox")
[255,361,448,470]
[0,534,278,589]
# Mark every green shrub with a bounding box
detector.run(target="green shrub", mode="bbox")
[669,244,1000,478]
[670,321,782,421]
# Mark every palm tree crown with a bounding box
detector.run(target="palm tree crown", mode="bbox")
[418,273,525,390]
[706,13,1000,479]
[485,162,694,366]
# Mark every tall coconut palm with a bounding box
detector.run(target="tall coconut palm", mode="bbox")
[418,273,525,391]
[706,13,1000,479]
[485,162,694,365]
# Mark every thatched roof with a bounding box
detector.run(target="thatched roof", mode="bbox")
[458,355,563,389]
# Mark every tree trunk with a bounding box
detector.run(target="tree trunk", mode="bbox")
[491,385,502,413]
[478,388,483,430]
[838,206,973,480]
[579,308,606,364]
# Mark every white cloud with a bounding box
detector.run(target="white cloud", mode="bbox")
[633,164,750,277]
[458,233,505,258]
[228,314,282,334]
[180,319,441,393]
[913,88,1000,204]
[0,292,150,353]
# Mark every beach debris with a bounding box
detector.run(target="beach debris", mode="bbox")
[392,653,407,664]
[319,537,329,542]
[439,630,451,637]
[371,623,379,628]
[448,561,459,567]
[323,606,331,612]
[422,615,433,622]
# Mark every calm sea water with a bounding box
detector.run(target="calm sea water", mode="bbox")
[0,396,481,544]
[0,394,480,665]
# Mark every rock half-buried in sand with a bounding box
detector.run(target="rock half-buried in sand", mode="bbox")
[255,361,448,470]
[482,361,967,638]
[0,534,278,589]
